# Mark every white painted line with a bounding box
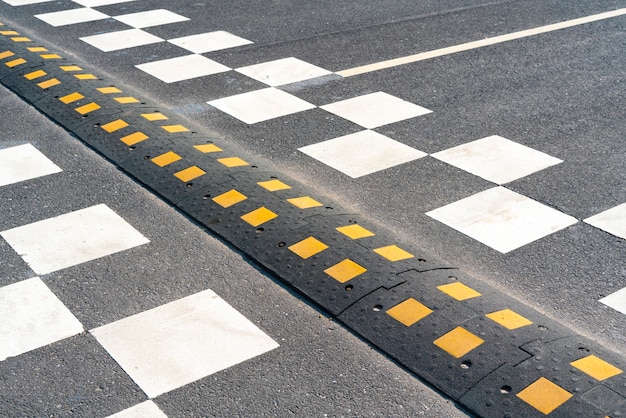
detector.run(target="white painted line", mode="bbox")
[236,57,332,87]
[35,8,109,27]
[600,287,626,316]
[0,277,83,361]
[113,9,189,29]
[136,54,230,83]
[0,143,62,187]
[337,8,626,77]
[73,0,136,6]
[168,31,252,54]
[584,202,626,239]
[106,400,168,418]
[3,0,53,5]
[1,204,149,275]
[80,29,163,52]
[91,289,279,398]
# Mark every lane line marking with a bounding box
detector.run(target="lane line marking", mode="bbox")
[337,8,626,77]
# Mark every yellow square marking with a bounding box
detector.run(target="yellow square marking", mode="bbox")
[570,355,623,381]
[373,245,414,262]
[151,151,181,167]
[287,196,323,209]
[194,143,223,153]
[386,298,433,327]
[258,179,291,192]
[98,86,122,94]
[486,309,532,330]
[218,157,249,168]
[5,58,26,67]
[241,207,278,227]
[336,224,375,240]
[28,47,47,52]
[120,132,148,146]
[74,73,97,80]
[174,166,205,182]
[115,96,140,104]
[162,124,189,133]
[101,119,129,133]
[437,282,482,301]
[37,78,60,89]
[41,54,61,59]
[75,102,100,115]
[59,92,84,104]
[0,31,19,35]
[288,237,329,259]
[60,65,82,72]
[213,189,247,208]
[12,37,31,42]
[517,377,572,415]
[434,326,484,358]
[0,51,15,60]
[24,69,46,80]
[324,259,366,283]
[141,112,168,121]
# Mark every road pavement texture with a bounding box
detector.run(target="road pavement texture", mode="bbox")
[1,1,626,417]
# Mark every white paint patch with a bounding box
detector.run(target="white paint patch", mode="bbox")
[91,289,279,398]
[113,9,189,29]
[35,7,109,27]
[169,31,252,54]
[80,29,163,52]
[236,57,332,87]
[0,277,83,361]
[73,0,136,6]
[426,186,578,253]
[136,54,230,83]
[208,87,315,124]
[1,204,149,275]
[600,287,626,316]
[431,135,562,184]
[320,92,431,129]
[584,203,626,240]
[106,400,168,418]
[0,143,62,187]
[3,0,54,5]
[299,130,427,178]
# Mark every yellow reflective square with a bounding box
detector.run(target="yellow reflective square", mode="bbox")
[516,377,572,415]
[336,224,375,240]
[174,166,205,182]
[437,282,481,301]
[162,124,189,133]
[485,309,532,330]
[324,259,366,283]
[433,326,484,358]
[258,179,291,192]
[241,207,277,227]
[151,151,181,167]
[288,237,328,259]
[287,196,323,209]
[373,245,413,261]
[101,119,128,133]
[218,157,248,168]
[194,143,223,153]
[386,298,432,327]
[120,132,149,146]
[213,189,247,208]
[570,355,623,381]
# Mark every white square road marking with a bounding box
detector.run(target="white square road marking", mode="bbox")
[584,202,626,240]
[0,203,150,275]
[600,287,626,316]
[320,92,432,129]
[113,9,189,29]
[73,0,136,6]
[208,87,316,124]
[35,8,109,27]
[136,54,230,83]
[80,29,163,52]
[431,135,563,185]
[3,0,53,5]
[168,31,252,54]
[299,130,427,178]
[0,143,62,187]
[426,186,578,253]
[236,57,332,86]
[107,400,167,418]
[91,289,279,399]
[0,277,83,361]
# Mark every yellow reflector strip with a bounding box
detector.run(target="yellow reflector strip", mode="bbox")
[213,189,247,208]
[120,132,149,146]
[437,282,482,301]
[218,157,248,168]
[324,259,367,283]
[151,151,182,167]
[59,92,84,104]
[287,196,323,209]
[570,355,623,381]
[37,78,61,89]
[41,53,61,59]
[0,50,15,60]
[434,326,484,358]
[336,224,375,240]
[194,143,223,153]
[162,124,189,133]
[28,47,47,52]
[12,37,31,42]
[485,309,532,330]
[98,86,122,94]
[288,237,329,259]
[141,112,168,121]
[101,119,129,133]
[24,69,46,80]
[74,73,97,80]
[0,30,19,35]
[373,245,414,261]
[75,102,100,115]
[241,207,278,227]
[516,377,572,415]
[386,298,433,327]
[60,65,82,72]
[174,166,205,182]
[258,179,291,192]
[5,58,26,67]
[115,96,140,104]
